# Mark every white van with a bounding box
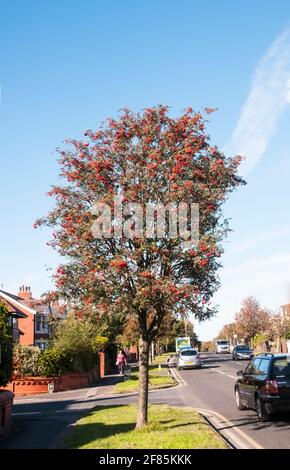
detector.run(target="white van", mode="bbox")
[215,339,230,354]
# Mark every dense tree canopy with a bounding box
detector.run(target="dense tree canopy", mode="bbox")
[36,106,245,426]
[235,297,271,343]
[217,322,238,342]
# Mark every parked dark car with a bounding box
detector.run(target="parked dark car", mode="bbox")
[235,353,290,421]
[232,345,254,361]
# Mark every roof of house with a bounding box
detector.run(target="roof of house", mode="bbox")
[0,289,24,302]
[0,290,36,317]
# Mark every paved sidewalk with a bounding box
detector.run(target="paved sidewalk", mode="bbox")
[0,374,123,449]
[1,364,176,449]
[13,374,122,403]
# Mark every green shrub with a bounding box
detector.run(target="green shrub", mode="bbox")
[36,315,104,376]
[13,344,41,377]
[253,333,268,349]
[37,349,72,376]
[0,303,13,387]
[50,315,100,373]
[285,331,290,340]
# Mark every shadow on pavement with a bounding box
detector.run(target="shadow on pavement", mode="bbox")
[200,364,221,369]
[12,393,138,415]
[219,412,290,432]
[202,357,233,364]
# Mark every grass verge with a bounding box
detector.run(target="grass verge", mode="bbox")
[113,365,175,394]
[153,353,171,365]
[64,404,228,449]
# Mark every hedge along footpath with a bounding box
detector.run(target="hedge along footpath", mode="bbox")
[2,315,110,395]
[11,315,108,379]
[0,303,13,387]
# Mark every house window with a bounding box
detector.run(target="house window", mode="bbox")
[35,314,48,333]
[35,340,48,350]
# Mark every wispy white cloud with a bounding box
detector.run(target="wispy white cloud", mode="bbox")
[222,251,290,278]
[195,251,290,339]
[225,27,290,175]
[229,226,290,255]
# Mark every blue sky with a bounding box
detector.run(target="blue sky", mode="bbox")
[1,0,290,340]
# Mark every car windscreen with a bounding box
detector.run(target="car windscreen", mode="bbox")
[236,346,250,351]
[180,350,197,356]
[217,341,228,345]
[272,358,290,378]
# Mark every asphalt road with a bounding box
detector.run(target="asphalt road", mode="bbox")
[170,352,290,449]
[1,353,290,449]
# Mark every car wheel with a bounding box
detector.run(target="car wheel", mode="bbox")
[235,388,246,410]
[256,397,271,422]
[232,355,235,360]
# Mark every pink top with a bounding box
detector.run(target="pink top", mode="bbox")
[117,353,126,364]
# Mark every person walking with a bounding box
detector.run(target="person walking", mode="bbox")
[166,354,173,367]
[116,349,127,375]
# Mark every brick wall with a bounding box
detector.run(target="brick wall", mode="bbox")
[18,312,35,346]
[128,345,138,361]
[3,378,54,395]
[99,352,106,378]
[18,286,35,345]
[1,368,100,396]
[59,368,100,391]
[0,391,14,436]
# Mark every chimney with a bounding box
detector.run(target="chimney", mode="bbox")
[18,285,32,301]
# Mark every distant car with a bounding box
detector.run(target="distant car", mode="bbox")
[215,340,230,354]
[232,345,254,361]
[177,348,201,370]
[235,353,290,421]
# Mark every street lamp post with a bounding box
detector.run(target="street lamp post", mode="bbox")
[233,334,237,346]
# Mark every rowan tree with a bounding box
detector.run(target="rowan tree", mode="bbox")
[36,106,244,427]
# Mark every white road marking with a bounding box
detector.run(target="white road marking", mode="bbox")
[195,407,263,449]
[171,366,262,448]
[12,411,42,416]
[215,369,226,375]
[169,366,187,386]
[208,363,239,380]
[173,364,263,449]
[215,369,236,380]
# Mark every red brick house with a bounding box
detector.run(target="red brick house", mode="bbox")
[0,289,36,344]
[0,286,67,349]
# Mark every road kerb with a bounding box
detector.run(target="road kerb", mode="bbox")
[172,366,263,450]
[168,366,187,386]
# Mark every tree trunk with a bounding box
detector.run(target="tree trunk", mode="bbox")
[149,342,153,364]
[150,341,155,364]
[184,319,188,336]
[136,336,150,429]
